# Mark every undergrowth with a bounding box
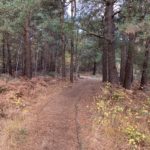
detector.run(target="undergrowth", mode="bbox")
[94,82,150,149]
[5,120,28,149]
[0,86,7,94]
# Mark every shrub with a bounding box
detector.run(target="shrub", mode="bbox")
[124,126,146,146]
[0,87,7,94]
[112,90,125,101]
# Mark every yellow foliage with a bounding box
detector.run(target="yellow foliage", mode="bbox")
[94,84,150,149]
[10,93,25,108]
[124,125,146,146]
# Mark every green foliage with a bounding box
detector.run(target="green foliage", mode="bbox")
[112,90,125,101]
[15,128,28,143]
[124,126,146,147]
[94,83,150,149]
[48,72,56,77]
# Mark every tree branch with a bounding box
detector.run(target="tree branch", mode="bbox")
[77,25,104,39]
[113,10,121,17]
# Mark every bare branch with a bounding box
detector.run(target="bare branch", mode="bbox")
[113,10,121,17]
[76,25,105,39]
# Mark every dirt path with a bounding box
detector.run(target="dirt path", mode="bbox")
[19,78,100,150]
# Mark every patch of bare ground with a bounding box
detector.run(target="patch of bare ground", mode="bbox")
[19,79,101,150]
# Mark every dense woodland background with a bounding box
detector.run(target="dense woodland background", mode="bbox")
[0,0,150,89]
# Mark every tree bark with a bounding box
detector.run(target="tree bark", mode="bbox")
[140,37,150,89]
[102,44,109,82]
[70,38,74,82]
[93,61,97,75]
[103,0,118,84]
[55,44,59,77]
[70,0,76,83]
[123,33,135,89]
[74,29,80,79]
[120,35,127,85]
[23,17,32,78]
[2,34,6,74]
[6,36,12,75]
[61,0,66,78]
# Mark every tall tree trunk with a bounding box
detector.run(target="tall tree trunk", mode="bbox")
[123,33,135,89]
[102,45,109,82]
[140,37,150,89]
[70,39,74,82]
[23,17,32,78]
[70,0,76,83]
[93,61,97,75]
[15,38,22,77]
[2,34,6,73]
[120,35,127,85]
[103,0,118,84]
[61,0,66,78]
[55,44,59,77]
[35,46,39,75]
[39,50,43,71]
[6,36,12,75]
[74,29,80,79]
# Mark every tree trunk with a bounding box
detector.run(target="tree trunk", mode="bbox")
[35,46,39,75]
[93,61,97,75]
[102,45,109,82]
[74,29,80,79]
[140,37,150,89]
[70,0,76,83]
[23,17,32,78]
[55,44,59,77]
[70,39,74,82]
[120,35,127,85]
[6,36,12,75]
[103,0,118,84]
[61,0,66,78]
[123,33,135,89]
[2,34,6,74]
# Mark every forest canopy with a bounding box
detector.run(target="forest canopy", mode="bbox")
[0,0,150,89]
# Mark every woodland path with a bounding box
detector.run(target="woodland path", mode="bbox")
[21,78,100,150]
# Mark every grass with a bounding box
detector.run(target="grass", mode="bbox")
[4,119,28,149]
[94,83,150,149]
[0,76,67,150]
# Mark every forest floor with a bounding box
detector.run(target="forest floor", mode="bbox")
[0,75,150,150]
[0,75,101,150]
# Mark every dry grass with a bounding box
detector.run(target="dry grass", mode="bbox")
[0,76,69,150]
[92,82,150,150]
[1,75,150,150]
